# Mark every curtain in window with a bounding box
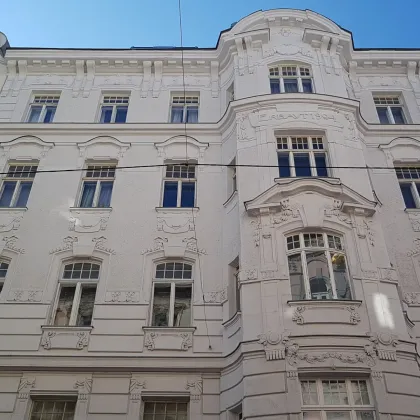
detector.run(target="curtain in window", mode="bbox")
[181,182,195,207]
[80,182,96,207]
[0,182,16,207]
[15,182,32,207]
[284,79,299,93]
[100,106,113,123]
[28,106,42,122]
[270,80,281,94]
[186,107,198,123]
[115,106,128,123]
[171,107,184,123]
[97,181,113,207]
[163,181,178,207]
[43,106,56,123]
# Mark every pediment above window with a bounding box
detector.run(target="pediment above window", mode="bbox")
[245,178,376,218]
[379,137,420,162]
[0,135,54,160]
[155,135,209,161]
[77,136,131,161]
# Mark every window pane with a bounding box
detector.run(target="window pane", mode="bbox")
[306,251,333,299]
[301,380,318,405]
[400,183,416,208]
[80,181,97,208]
[376,107,390,124]
[171,106,184,123]
[302,79,313,93]
[180,182,195,208]
[186,107,198,123]
[284,79,299,93]
[288,254,306,300]
[100,106,113,123]
[352,380,370,405]
[303,413,322,420]
[356,413,374,420]
[326,413,351,420]
[43,106,56,123]
[294,153,311,177]
[163,181,178,207]
[28,106,42,122]
[173,285,192,327]
[315,154,328,177]
[270,79,281,94]
[322,380,348,405]
[0,181,17,207]
[278,153,291,177]
[54,286,76,326]
[331,253,351,299]
[115,106,128,123]
[152,284,171,326]
[391,107,405,124]
[76,286,96,326]
[97,181,113,207]
[15,181,32,207]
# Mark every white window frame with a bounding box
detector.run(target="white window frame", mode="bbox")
[395,166,420,209]
[26,94,60,123]
[51,261,100,327]
[98,95,129,123]
[269,64,314,93]
[0,259,9,295]
[301,378,375,420]
[77,163,116,208]
[277,135,329,177]
[170,94,199,123]
[162,164,196,208]
[286,232,352,300]
[373,95,406,124]
[150,261,193,328]
[30,398,77,420]
[0,163,37,208]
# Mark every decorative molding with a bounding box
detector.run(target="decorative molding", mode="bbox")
[359,76,410,89]
[181,332,193,350]
[92,236,116,254]
[69,214,109,233]
[17,377,35,400]
[144,332,156,350]
[347,306,361,325]
[182,237,207,254]
[0,214,23,233]
[8,289,42,302]
[250,218,261,247]
[367,332,399,361]
[203,288,227,303]
[404,292,420,305]
[240,269,258,281]
[272,199,300,224]
[258,331,285,360]
[49,236,78,254]
[261,270,280,280]
[371,371,383,380]
[186,378,203,402]
[286,371,298,379]
[324,200,352,225]
[143,328,194,351]
[74,378,92,400]
[3,235,25,254]
[141,237,168,255]
[157,217,194,234]
[361,269,379,279]
[407,238,420,257]
[237,113,256,142]
[380,268,398,283]
[292,306,305,325]
[263,44,314,59]
[407,211,420,232]
[40,327,91,350]
[129,379,146,400]
[105,291,140,303]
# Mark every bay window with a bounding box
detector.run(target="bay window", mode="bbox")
[270,64,313,94]
[287,232,352,300]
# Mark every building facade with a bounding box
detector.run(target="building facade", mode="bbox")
[0,8,419,420]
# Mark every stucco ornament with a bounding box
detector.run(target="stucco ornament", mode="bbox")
[185,378,203,401]
[367,332,399,361]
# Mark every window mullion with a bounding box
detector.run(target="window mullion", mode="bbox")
[111,105,117,123]
[309,151,317,176]
[40,105,47,123]
[289,152,296,177]
[326,250,337,299]
[168,282,176,327]
[302,250,311,299]
[10,180,20,207]
[297,76,304,93]
[280,77,285,93]
[92,180,101,207]
[387,106,396,124]
[50,284,62,324]
[176,180,182,207]
[70,282,82,326]
[411,181,420,208]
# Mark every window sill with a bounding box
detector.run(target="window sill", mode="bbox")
[155,207,199,214]
[40,325,92,350]
[69,207,112,213]
[0,207,27,212]
[287,299,362,306]
[142,326,196,351]
[405,208,420,213]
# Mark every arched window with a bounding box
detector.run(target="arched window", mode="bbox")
[286,232,352,301]
[269,64,314,94]
[151,261,193,327]
[52,261,100,327]
[0,260,9,295]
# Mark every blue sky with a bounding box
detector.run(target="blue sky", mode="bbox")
[2,0,420,49]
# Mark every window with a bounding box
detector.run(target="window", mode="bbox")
[0,163,37,208]
[227,83,235,103]
[151,262,193,327]
[144,401,188,420]
[395,166,420,209]
[287,232,352,300]
[27,95,59,123]
[170,95,199,123]
[269,65,313,94]
[52,261,100,327]
[78,164,115,208]
[99,95,129,123]
[0,261,9,295]
[301,379,375,420]
[228,158,237,197]
[30,399,76,420]
[374,96,406,124]
[277,135,328,177]
[229,258,240,318]
[162,164,196,208]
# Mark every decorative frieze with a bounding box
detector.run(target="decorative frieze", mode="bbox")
[7,289,42,302]
[143,328,194,351]
[404,292,420,305]
[105,291,140,303]
[203,288,227,303]
[40,327,91,350]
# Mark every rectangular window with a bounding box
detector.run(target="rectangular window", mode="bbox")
[170,95,199,123]
[395,166,420,209]
[27,95,60,123]
[162,164,196,208]
[143,401,188,420]
[276,135,329,178]
[0,164,37,208]
[0,261,9,295]
[374,96,406,124]
[269,65,313,94]
[301,379,374,420]
[30,399,76,420]
[228,257,240,318]
[78,164,115,208]
[99,95,129,123]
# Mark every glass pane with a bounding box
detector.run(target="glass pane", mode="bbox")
[377,107,390,124]
[97,181,113,207]
[315,154,328,177]
[326,413,351,420]
[163,181,178,207]
[301,380,318,405]
[115,106,128,123]
[15,181,32,207]
[171,106,184,123]
[43,106,56,123]
[76,286,96,326]
[331,253,351,299]
[323,380,348,405]
[356,412,374,420]
[144,402,155,413]
[278,153,291,177]
[80,181,97,208]
[288,254,306,300]
[152,284,171,326]
[400,183,416,208]
[100,106,113,123]
[284,79,299,93]
[54,286,76,326]
[302,79,313,93]
[28,106,42,122]
[352,380,370,405]
[270,79,280,94]
[306,251,333,299]
[391,107,405,124]
[32,401,44,413]
[294,153,311,177]
[186,107,198,123]
[173,285,192,327]
[302,413,322,420]
[0,181,17,207]
[180,182,195,208]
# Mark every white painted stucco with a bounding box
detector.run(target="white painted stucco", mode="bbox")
[0,8,419,420]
